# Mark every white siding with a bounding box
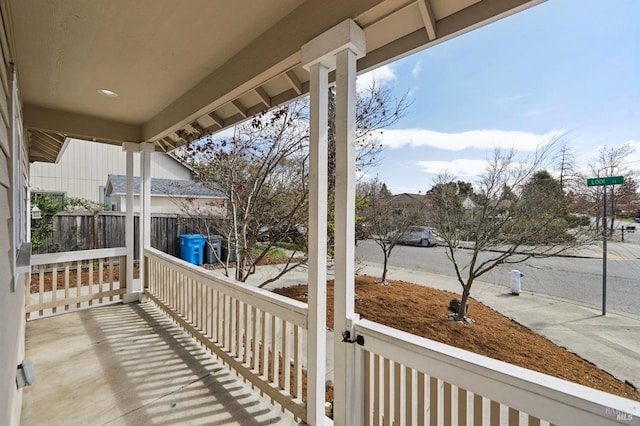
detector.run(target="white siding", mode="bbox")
[30,139,191,203]
[1,19,28,425]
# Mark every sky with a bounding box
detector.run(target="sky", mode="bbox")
[356,0,640,194]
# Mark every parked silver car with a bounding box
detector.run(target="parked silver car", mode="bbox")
[394,226,440,247]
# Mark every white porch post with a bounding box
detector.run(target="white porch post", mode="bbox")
[302,19,365,425]
[138,142,155,291]
[333,26,365,426]
[122,142,138,302]
[302,54,329,426]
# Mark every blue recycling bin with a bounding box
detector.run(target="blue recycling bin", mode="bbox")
[179,234,206,265]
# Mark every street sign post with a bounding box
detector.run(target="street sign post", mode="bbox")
[587,175,624,316]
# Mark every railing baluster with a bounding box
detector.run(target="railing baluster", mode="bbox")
[232,298,239,357]
[294,324,301,399]
[373,354,381,426]
[271,314,278,389]
[282,320,290,395]
[108,257,114,301]
[364,351,371,425]
[63,262,70,311]
[38,265,45,317]
[98,258,105,304]
[51,264,58,314]
[252,307,260,372]
[261,311,268,379]
[88,259,94,306]
[242,302,249,364]
[76,260,82,308]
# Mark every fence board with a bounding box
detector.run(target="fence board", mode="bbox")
[34,212,219,259]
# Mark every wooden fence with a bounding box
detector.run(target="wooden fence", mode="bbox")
[35,211,218,258]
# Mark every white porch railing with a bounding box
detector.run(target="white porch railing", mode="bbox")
[355,319,639,426]
[27,247,127,320]
[144,247,308,422]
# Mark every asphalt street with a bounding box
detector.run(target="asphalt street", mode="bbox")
[355,236,640,315]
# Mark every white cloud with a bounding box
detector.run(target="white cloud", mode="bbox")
[417,159,488,179]
[357,65,397,90]
[411,60,422,79]
[378,128,561,151]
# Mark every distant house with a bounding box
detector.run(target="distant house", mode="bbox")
[462,196,477,211]
[30,138,191,209]
[105,174,226,216]
[387,193,432,211]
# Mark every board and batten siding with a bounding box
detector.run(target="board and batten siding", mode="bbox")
[0,8,28,425]
[30,138,191,203]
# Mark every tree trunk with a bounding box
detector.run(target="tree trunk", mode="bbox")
[457,285,472,320]
[381,250,389,284]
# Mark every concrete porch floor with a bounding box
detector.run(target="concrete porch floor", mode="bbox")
[21,301,299,425]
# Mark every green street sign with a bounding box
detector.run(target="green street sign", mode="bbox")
[587,176,624,186]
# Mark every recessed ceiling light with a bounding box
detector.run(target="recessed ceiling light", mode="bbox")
[97,88,118,97]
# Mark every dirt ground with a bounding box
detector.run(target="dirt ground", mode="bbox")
[29,266,140,293]
[273,274,640,402]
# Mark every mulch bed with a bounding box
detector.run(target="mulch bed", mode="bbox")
[273,274,640,402]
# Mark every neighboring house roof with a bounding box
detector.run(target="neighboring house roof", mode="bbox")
[389,193,430,202]
[106,174,224,198]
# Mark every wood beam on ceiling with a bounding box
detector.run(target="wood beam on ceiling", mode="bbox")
[162,137,177,150]
[142,0,385,142]
[30,146,58,161]
[284,70,303,95]
[29,140,59,160]
[30,132,61,154]
[231,100,248,118]
[35,130,65,147]
[190,121,205,138]
[417,0,437,40]
[254,87,272,108]
[208,112,224,128]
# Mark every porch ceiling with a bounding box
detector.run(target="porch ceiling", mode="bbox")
[8,0,544,162]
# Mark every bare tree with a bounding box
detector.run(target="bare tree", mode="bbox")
[179,81,410,285]
[432,144,594,321]
[358,178,424,284]
[186,103,309,283]
[587,143,637,235]
[553,137,578,192]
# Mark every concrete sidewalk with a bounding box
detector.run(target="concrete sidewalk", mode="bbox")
[246,256,640,389]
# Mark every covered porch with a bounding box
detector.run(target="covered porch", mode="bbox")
[21,246,640,425]
[22,302,297,425]
[7,0,640,425]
